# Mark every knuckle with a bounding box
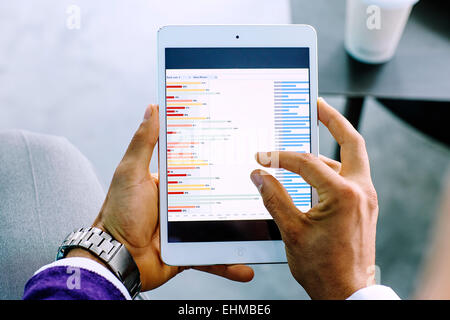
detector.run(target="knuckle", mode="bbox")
[300,152,316,162]
[113,162,133,181]
[338,182,362,203]
[366,186,379,212]
[295,152,315,172]
[354,132,367,149]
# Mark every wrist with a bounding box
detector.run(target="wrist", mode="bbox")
[65,247,109,270]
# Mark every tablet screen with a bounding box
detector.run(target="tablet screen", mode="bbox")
[165,48,311,242]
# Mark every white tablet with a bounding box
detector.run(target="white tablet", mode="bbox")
[158,25,318,266]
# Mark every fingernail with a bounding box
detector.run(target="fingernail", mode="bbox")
[250,171,263,192]
[255,152,272,166]
[143,105,152,121]
[318,97,327,104]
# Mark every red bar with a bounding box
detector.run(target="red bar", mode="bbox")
[168,174,187,177]
[167,131,177,134]
[167,107,185,110]
[167,96,175,99]
[168,100,193,102]
[167,110,176,113]
[168,181,178,184]
[168,209,182,212]
[168,192,184,195]
[167,113,184,116]
[166,85,182,88]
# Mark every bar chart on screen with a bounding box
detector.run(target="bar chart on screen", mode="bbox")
[165,69,312,222]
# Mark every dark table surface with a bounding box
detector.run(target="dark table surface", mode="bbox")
[290,0,450,101]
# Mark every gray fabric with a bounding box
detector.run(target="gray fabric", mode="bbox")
[0,130,105,299]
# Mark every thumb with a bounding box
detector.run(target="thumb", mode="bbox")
[250,169,301,233]
[122,104,159,173]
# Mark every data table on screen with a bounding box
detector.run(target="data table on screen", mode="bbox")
[166,68,312,222]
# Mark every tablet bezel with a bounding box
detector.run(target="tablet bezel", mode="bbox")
[158,25,318,266]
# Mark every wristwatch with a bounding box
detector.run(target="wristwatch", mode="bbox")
[56,227,142,299]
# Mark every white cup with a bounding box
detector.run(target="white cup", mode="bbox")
[345,0,419,64]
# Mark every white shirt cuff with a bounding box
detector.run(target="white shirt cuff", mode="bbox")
[34,257,132,300]
[346,285,400,300]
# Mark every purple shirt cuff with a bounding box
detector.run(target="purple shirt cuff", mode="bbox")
[23,258,130,300]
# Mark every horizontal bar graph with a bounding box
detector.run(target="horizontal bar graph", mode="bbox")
[165,69,312,222]
[273,79,312,209]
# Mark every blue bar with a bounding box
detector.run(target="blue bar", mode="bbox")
[275,102,309,105]
[275,117,307,119]
[274,113,297,116]
[276,144,304,147]
[275,122,308,124]
[274,85,297,87]
[274,88,309,90]
[275,127,310,129]
[276,134,310,136]
[275,172,297,175]
[274,81,309,84]
[276,138,309,141]
[274,90,309,92]
[274,106,299,109]
[274,92,308,95]
[277,130,292,133]
[278,179,292,182]
[274,99,307,101]
[289,193,311,195]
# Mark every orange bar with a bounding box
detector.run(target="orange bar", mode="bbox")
[168,156,195,159]
[168,167,198,169]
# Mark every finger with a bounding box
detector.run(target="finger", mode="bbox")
[193,264,254,282]
[317,98,370,176]
[250,169,301,231]
[319,155,341,173]
[122,104,159,173]
[256,151,342,191]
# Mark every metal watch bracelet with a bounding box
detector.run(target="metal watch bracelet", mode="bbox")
[56,227,142,299]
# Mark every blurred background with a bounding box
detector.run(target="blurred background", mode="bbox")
[0,0,449,299]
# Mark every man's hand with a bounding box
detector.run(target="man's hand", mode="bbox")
[250,98,378,299]
[89,104,254,291]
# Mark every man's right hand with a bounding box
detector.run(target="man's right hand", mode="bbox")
[250,98,379,299]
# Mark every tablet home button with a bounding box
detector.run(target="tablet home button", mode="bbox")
[236,247,245,256]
